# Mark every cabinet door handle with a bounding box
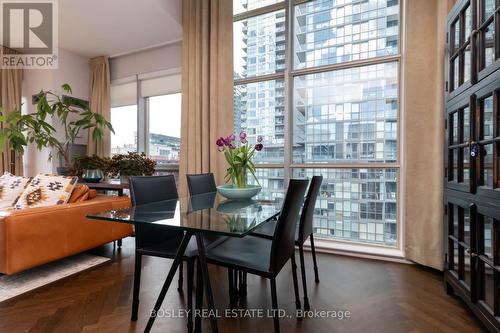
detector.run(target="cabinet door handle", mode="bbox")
[470,142,480,157]
[466,248,478,257]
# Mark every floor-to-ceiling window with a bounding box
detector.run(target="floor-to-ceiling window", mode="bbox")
[233,0,402,249]
[110,71,181,178]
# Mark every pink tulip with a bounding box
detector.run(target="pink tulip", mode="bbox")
[255,143,263,151]
[217,146,224,152]
[257,135,263,143]
[229,143,236,150]
[216,137,225,147]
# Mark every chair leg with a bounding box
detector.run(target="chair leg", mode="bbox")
[290,254,302,316]
[187,260,194,333]
[239,270,247,297]
[194,261,203,333]
[233,269,239,299]
[131,253,142,321]
[117,238,123,248]
[242,272,247,296]
[298,245,310,311]
[227,268,233,304]
[310,233,320,283]
[270,277,280,333]
[178,260,184,292]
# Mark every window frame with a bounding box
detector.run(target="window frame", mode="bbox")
[233,0,405,254]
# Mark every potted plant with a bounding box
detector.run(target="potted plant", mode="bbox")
[215,131,263,200]
[0,84,114,175]
[36,84,114,174]
[72,155,110,182]
[108,152,156,183]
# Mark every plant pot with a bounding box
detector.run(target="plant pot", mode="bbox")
[56,166,72,176]
[119,175,129,184]
[216,184,262,201]
[81,169,104,183]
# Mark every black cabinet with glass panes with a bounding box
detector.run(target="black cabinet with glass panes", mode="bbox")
[445,0,500,331]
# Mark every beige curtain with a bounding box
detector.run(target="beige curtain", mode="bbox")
[0,47,23,175]
[179,0,234,197]
[88,56,111,157]
[404,0,456,270]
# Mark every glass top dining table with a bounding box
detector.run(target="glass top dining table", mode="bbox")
[87,192,282,333]
[87,192,281,237]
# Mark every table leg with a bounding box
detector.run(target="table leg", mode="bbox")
[195,261,203,333]
[195,233,219,333]
[144,232,192,333]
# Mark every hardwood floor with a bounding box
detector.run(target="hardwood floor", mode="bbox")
[0,237,486,333]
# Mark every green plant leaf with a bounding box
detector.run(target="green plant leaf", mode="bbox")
[61,83,72,94]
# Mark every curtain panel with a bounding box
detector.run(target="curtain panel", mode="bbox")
[88,56,111,157]
[403,0,456,270]
[0,46,23,175]
[179,0,234,197]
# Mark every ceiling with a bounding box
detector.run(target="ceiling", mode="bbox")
[59,0,182,58]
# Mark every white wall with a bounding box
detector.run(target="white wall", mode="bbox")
[109,42,182,81]
[22,49,90,175]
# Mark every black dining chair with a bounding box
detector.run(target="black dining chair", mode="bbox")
[129,175,198,331]
[186,172,242,302]
[203,179,310,333]
[186,173,217,195]
[185,173,224,248]
[252,175,323,310]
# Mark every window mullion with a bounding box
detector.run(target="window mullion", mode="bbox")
[283,0,293,187]
[137,75,146,154]
[290,54,402,77]
[234,72,285,86]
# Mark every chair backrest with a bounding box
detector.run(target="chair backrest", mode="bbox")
[129,175,178,206]
[298,175,323,244]
[129,175,181,248]
[186,173,217,196]
[269,179,309,274]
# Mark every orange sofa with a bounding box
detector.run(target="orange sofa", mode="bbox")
[0,195,133,275]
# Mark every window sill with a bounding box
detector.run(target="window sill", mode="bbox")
[302,238,410,264]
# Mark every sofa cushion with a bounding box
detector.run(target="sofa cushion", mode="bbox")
[0,172,31,209]
[13,174,78,209]
[68,184,90,203]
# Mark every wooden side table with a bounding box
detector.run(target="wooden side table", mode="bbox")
[78,180,128,196]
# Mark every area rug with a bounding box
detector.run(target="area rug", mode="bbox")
[0,253,110,303]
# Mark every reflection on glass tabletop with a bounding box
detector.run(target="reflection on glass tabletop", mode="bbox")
[87,192,281,237]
